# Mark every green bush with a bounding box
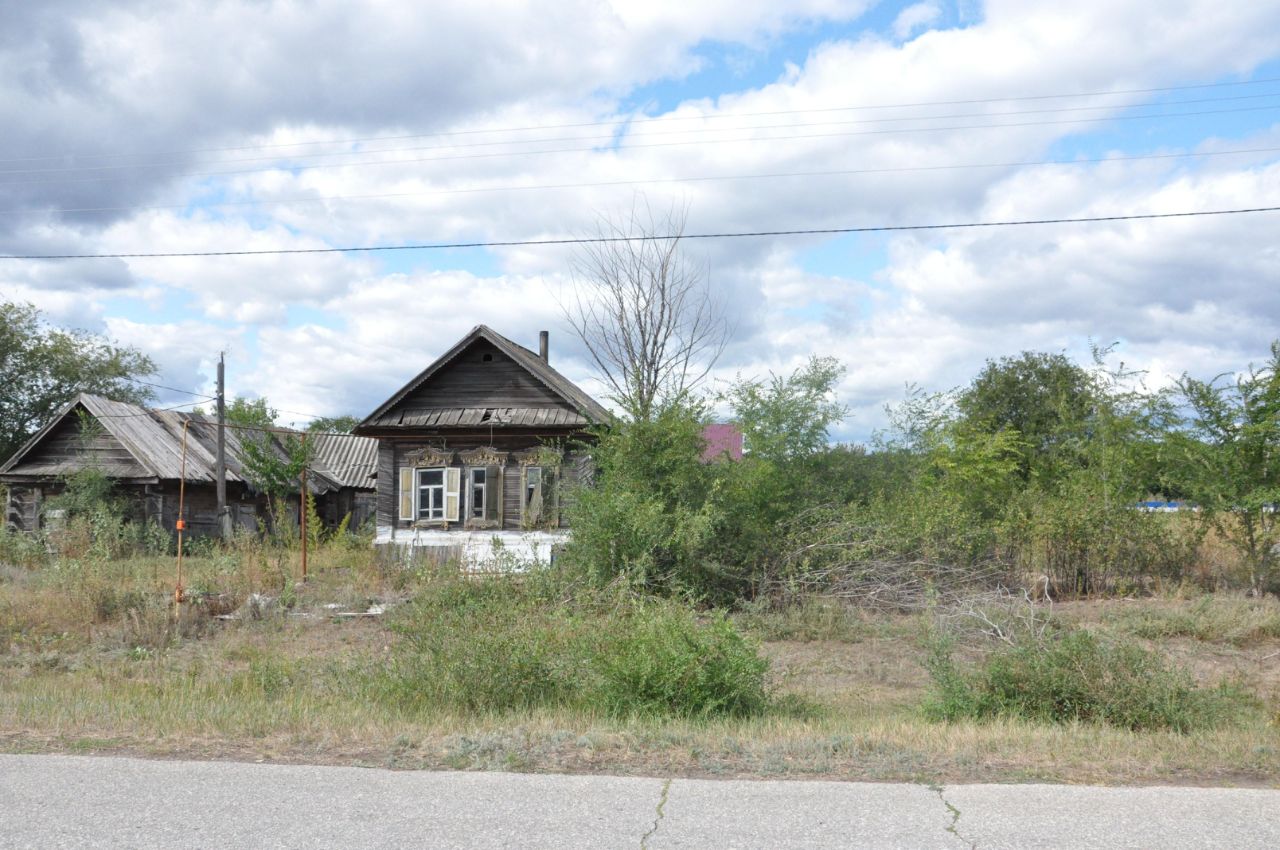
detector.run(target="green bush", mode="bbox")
[386,579,578,713]
[925,629,1251,732]
[385,577,771,718]
[0,522,47,568]
[592,601,770,717]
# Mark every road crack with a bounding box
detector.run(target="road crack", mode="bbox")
[929,784,977,849]
[640,778,672,849]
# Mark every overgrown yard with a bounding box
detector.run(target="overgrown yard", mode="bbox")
[2,550,1278,786]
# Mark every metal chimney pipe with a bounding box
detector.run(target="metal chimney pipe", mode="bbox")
[539,330,549,362]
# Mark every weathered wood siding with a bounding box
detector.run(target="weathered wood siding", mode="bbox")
[376,441,396,528]
[316,487,376,531]
[4,485,40,533]
[395,341,574,412]
[374,433,587,531]
[2,479,267,539]
[8,415,150,478]
[155,481,263,539]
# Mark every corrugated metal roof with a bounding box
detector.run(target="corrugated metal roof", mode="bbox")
[1,394,376,493]
[357,325,610,431]
[309,432,378,489]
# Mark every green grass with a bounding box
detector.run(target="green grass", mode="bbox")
[1103,595,1280,646]
[2,545,1279,785]
[384,578,771,718]
[924,629,1259,732]
[734,597,872,643]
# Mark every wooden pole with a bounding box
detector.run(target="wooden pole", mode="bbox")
[215,352,229,540]
[299,431,308,583]
[175,419,190,606]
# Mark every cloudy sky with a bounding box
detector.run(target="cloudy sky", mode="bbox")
[3,0,1279,439]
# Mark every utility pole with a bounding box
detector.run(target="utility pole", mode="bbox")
[299,432,308,583]
[216,352,230,540]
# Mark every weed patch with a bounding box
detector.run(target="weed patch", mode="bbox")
[1107,596,1280,646]
[925,629,1257,732]
[384,578,770,719]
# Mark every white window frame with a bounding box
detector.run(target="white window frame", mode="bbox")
[417,467,446,520]
[469,468,487,519]
[524,465,542,515]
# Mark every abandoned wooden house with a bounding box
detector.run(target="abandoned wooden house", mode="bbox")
[0,393,377,537]
[354,324,609,564]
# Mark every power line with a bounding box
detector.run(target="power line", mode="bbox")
[6,91,1278,178]
[5,205,1277,261]
[6,75,1278,165]
[75,395,354,435]
[120,375,217,401]
[6,101,1278,187]
[8,144,1279,218]
[93,400,205,418]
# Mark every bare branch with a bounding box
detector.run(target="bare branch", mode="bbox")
[561,199,730,420]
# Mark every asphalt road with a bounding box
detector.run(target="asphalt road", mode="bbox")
[1,753,1277,848]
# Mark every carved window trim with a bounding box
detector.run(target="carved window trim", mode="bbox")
[404,446,455,467]
[458,447,508,467]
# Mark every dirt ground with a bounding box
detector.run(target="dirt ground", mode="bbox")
[2,594,1279,786]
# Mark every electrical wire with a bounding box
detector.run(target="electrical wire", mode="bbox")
[120,375,217,400]
[5,74,1278,165]
[92,400,205,418]
[7,90,1279,177]
[4,205,1277,261]
[7,144,1279,218]
[6,101,1279,187]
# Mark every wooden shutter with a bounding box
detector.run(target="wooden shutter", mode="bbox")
[522,466,542,527]
[399,467,414,520]
[484,465,500,522]
[545,467,559,528]
[444,467,461,522]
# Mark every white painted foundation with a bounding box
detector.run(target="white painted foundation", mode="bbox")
[374,527,569,570]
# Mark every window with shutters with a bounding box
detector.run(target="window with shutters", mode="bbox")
[469,468,486,519]
[457,449,505,529]
[417,468,445,520]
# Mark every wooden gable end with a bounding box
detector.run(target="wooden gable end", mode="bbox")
[392,339,576,413]
[6,410,150,479]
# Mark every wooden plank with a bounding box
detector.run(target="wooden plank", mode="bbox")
[395,340,572,411]
[376,442,396,527]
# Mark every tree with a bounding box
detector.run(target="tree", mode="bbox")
[561,400,716,593]
[225,397,310,502]
[955,350,1098,482]
[307,415,360,434]
[563,201,730,421]
[1177,342,1280,595]
[722,356,848,464]
[0,301,157,461]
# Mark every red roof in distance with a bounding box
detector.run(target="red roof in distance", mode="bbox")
[701,423,743,463]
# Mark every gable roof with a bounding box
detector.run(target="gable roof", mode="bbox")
[357,325,610,431]
[0,394,376,493]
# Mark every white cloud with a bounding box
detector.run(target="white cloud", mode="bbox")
[4,0,1280,441]
[893,1,943,39]
[102,317,244,403]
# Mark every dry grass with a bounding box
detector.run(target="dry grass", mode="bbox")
[2,550,1279,785]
